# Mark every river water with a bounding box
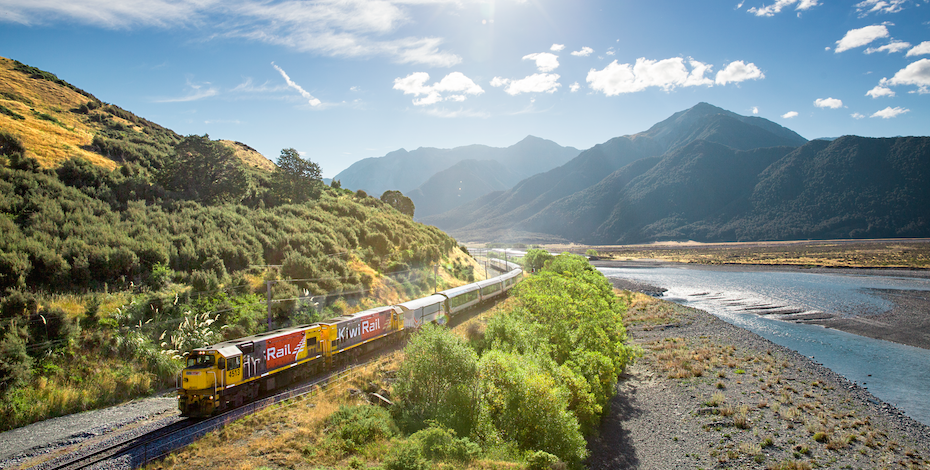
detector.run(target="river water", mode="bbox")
[598,265,930,427]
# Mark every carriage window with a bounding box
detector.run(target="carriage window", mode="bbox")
[228,356,241,370]
[307,337,318,349]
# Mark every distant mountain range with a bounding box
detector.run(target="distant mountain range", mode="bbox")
[423,103,930,244]
[332,136,580,217]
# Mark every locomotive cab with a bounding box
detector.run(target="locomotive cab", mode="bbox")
[179,346,242,417]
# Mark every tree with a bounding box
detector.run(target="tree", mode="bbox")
[381,190,415,217]
[273,148,322,204]
[160,135,250,204]
[522,249,554,272]
[395,324,479,436]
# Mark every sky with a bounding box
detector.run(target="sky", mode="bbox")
[1,0,928,178]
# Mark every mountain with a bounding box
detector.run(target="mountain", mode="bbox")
[332,135,580,198]
[513,136,930,244]
[424,103,808,242]
[407,159,518,218]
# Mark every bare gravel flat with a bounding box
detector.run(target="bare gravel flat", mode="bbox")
[587,293,930,470]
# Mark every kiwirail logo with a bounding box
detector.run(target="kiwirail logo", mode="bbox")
[265,331,307,369]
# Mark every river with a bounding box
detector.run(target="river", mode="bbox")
[598,264,930,427]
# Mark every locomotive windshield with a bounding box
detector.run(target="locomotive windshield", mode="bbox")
[186,354,215,368]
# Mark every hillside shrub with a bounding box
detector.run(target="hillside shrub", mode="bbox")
[0,328,32,392]
[383,439,429,470]
[410,423,481,463]
[326,405,398,454]
[394,324,479,437]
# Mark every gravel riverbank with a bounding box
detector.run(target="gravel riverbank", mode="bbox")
[587,290,930,469]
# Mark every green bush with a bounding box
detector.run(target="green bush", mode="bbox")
[327,405,398,453]
[526,450,561,470]
[383,439,429,470]
[410,424,480,462]
[394,324,479,437]
[0,328,32,392]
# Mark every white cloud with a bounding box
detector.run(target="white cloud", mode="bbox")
[0,0,219,28]
[491,73,561,95]
[855,0,908,16]
[550,43,565,52]
[273,62,321,106]
[569,82,580,92]
[814,97,844,108]
[782,111,799,118]
[907,41,930,56]
[714,60,764,85]
[834,24,890,53]
[871,106,909,118]
[885,58,930,93]
[571,47,594,57]
[0,0,466,67]
[230,78,288,94]
[852,112,866,119]
[606,50,615,56]
[423,107,490,119]
[865,40,911,54]
[587,57,715,96]
[752,106,759,114]
[156,78,218,102]
[394,71,484,106]
[866,85,895,97]
[747,0,819,16]
[523,52,560,72]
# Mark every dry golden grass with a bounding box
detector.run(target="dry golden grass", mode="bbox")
[148,351,521,470]
[591,239,930,269]
[0,56,116,169]
[148,356,394,470]
[623,291,680,327]
[218,140,276,172]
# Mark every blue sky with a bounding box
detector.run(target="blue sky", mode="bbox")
[1,0,928,177]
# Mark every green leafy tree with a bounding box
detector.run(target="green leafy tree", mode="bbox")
[522,248,554,272]
[395,324,479,437]
[380,190,415,217]
[160,135,250,204]
[273,148,322,204]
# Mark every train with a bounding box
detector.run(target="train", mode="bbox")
[178,262,523,417]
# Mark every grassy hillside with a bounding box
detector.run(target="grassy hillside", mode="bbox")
[0,58,480,431]
[0,57,121,169]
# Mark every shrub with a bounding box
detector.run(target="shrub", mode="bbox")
[410,424,481,462]
[394,324,479,437]
[0,129,26,157]
[326,405,398,454]
[526,450,560,470]
[149,262,173,290]
[383,440,428,470]
[0,328,32,392]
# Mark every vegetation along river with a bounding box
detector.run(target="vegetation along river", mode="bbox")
[598,264,930,427]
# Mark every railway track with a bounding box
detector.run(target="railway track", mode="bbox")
[35,366,361,470]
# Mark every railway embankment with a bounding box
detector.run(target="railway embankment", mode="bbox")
[588,290,930,469]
